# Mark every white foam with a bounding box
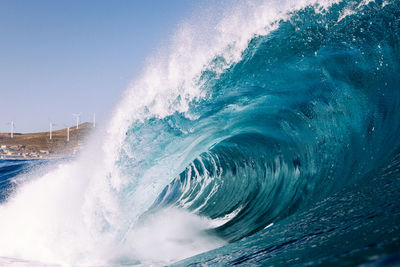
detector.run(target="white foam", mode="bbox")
[118,208,226,266]
[0,0,350,265]
[209,206,243,228]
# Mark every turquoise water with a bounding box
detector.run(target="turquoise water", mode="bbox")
[132,0,400,264]
[0,0,400,265]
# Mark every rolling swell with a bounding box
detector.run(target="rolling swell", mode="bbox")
[0,160,44,203]
[148,0,400,245]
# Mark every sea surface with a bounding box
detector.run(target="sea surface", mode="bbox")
[0,0,400,266]
[0,160,45,203]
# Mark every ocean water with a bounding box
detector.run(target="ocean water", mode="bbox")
[1,0,400,266]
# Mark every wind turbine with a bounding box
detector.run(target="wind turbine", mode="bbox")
[49,121,57,140]
[49,122,53,140]
[6,121,15,138]
[10,120,14,139]
[63,124,70,142]
[93,113,96,128]
[72,113,81,129]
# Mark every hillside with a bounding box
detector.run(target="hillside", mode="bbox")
[0,123,93,159]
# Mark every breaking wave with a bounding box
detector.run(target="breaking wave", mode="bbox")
[0,0,400,266]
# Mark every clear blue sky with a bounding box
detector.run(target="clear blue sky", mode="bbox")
[0,0,209,133]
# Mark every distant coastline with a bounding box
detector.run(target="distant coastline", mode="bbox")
[0,122,93,160]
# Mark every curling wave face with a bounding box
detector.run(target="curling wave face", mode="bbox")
[140,0,400,243]
[0,0,400,266]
